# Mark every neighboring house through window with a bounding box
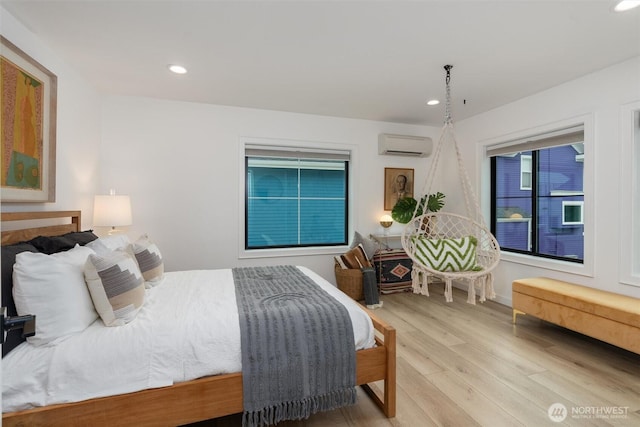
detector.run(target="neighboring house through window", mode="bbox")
[489,125,585,262]
[520,154,532,190]
[562,200,584,225]
[244,144,349,250]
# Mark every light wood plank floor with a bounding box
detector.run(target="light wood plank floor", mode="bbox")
[189,286,640,427]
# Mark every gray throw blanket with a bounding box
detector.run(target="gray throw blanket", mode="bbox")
[232,266,357,427]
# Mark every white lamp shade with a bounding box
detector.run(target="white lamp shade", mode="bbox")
[380,214,393,223]
[93,195,132,227]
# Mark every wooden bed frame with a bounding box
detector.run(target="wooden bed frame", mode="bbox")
[1,211,396,426]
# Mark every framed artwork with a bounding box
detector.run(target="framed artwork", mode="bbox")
[384,167,414,210]
[1,36,57,202]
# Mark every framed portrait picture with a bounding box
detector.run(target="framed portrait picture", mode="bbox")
[384,167,414,210]
[1,36,57,202]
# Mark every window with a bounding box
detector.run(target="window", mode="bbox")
[245,146,349,250]
[562,201,583,225]
[489,125,585,262]
[620,102,640,286]
[631,108,640,281]
[520,155,532,190]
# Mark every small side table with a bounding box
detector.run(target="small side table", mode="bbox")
[369,233,402,251]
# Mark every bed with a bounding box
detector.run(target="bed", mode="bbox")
[1,210,396,426]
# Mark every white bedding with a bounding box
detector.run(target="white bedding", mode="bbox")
[2,266,375,413]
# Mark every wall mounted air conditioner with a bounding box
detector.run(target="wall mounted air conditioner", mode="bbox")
[378,134,433,157]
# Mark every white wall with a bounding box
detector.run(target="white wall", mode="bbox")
[455,56,640,303]
[0,7,102,227]
[100,96,438,282]
[4,3,639,301]
[0,6,103,412]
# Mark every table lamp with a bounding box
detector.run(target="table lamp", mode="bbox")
[93,189,132,234]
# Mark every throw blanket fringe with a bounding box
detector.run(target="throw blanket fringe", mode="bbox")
[242,388,357,427]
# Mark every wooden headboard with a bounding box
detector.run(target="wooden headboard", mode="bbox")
[1,211,81,245]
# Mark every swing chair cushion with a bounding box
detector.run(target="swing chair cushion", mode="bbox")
[413,235,483,273]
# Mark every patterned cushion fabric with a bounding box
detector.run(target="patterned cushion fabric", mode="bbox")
[340,244,372,269]
[413,235,483,272]
[128,234,164,284]
[84,250,145,327]
[13,245,98,345]
[372,249,413,294]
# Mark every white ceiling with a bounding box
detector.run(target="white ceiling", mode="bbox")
[3,0,639,126]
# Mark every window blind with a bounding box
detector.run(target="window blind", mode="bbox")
[245,145,350,161]
[487,125,584,158]
[245,144,348,249]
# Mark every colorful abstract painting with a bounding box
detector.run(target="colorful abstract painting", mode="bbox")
[1,36,56,202]
[1,57,44,190]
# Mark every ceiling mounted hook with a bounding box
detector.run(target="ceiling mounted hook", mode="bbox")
[444,64,453,85]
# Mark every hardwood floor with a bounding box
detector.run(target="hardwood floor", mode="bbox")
[189,286,640,427]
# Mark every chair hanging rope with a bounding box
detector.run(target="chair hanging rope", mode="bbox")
[401,65,500,304]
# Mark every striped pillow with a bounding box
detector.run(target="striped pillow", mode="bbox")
[128,234,164,285]
[413,236,483,272]
[340,244,372,269]
[84,250,145,326]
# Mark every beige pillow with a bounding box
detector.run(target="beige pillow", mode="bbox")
[128,234,164,285]
[84,250,145,327]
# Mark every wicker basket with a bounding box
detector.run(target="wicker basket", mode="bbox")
[334,262,364,301]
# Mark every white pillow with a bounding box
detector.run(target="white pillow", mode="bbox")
[127,234,164,285]
[95,234,131,251]
[13,245,98,346]
[84,250,145,327]
[85,238,111,256]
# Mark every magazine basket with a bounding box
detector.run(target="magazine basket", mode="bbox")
[334,262,364,301]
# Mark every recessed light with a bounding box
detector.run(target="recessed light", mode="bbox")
[426,99,440,106]
[614,0,640,12]
[168,64,187,74]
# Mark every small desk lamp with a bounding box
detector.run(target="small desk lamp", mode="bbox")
[380,214,393,234]
[93,189,132,234]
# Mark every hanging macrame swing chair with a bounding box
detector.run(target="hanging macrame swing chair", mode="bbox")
[401,65,500,304]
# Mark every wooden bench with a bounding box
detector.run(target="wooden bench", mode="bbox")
[512,277,640,354]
